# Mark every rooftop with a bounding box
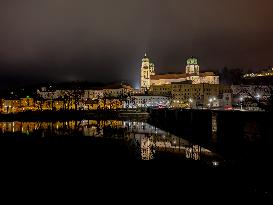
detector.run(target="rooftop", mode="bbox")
[151,72,216,80]
[151,73,187,80]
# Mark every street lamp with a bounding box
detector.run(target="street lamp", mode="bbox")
[255,94,261,111]
[240,97,243,110]
[256,94,261,102]
[189,98,193,109]
[209,98,213,109]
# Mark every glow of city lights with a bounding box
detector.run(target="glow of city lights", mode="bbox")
[256,94,261,99]
[212,161,219,166]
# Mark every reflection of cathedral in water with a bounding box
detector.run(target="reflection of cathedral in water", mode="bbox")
[132,135,155,160]
[0,120,220,162]
[140,137,155,160]
[186,145,201,160]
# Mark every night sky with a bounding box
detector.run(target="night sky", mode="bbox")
[0,0,273,89]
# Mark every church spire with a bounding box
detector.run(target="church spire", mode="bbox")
[144,53,148,58]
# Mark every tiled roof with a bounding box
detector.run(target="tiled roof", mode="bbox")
[150,72,216,80]
[199,72,215,77]
[151,73,187,80]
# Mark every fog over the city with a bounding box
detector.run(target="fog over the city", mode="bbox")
[0,0,273,88]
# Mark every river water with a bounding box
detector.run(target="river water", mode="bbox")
[0,120,223,164]
[1,118,272,200]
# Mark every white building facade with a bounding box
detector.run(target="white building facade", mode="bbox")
[37,85,133,100]
[124,96,170,108]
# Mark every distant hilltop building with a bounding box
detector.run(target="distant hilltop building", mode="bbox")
[140,55,219,90]
[243,67,273,85]
[243,67,273,78]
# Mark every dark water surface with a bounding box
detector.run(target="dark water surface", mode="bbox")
[0,118,272,201]
[0,120,222,163]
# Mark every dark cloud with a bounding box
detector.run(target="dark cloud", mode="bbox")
[0,0,273,89]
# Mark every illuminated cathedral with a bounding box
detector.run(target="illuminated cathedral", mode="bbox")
[140,55,219,90]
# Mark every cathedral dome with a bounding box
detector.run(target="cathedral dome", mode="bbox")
[187,57,198,65]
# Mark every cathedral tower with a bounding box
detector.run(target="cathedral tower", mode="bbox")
[186,57,200,75]
[140,53,155,90]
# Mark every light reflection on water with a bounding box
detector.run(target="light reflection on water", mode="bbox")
[0,120,222,163]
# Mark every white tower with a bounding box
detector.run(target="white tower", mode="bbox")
[149,63,155,76]
[141,53,152,90]
[186,57,200,75]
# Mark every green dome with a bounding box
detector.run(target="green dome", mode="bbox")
[187,57,198,65]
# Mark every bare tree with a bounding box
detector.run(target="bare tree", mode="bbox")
[239,85,273,111]
[61,88,84,111]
